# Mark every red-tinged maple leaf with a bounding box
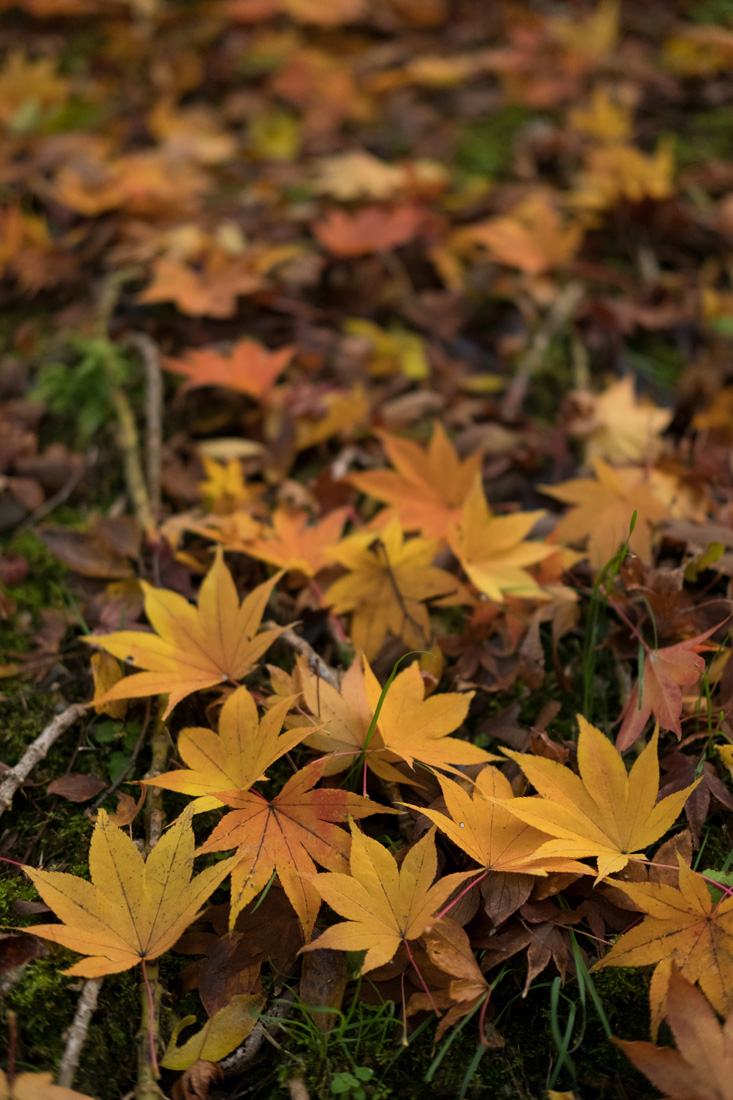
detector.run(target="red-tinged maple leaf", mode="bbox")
[324,515,465,659]
[614,966,733,1100]
[594,857,733,1019]
[197,759,386,938]
[164,340,293,398]
[86,550,288,718]
[349,424,483,539]
[243,506,351,577]
[616,625,720,752]
[312,205,426,257]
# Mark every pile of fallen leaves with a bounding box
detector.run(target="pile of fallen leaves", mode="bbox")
[4,0,733,1098]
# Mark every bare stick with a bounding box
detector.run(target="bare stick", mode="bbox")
[0,702,88,817]
[113,388,154,537]
[276,626,340,689]
[219,990,295,1075]
[128,333,163,525]
[58,977,102,1088]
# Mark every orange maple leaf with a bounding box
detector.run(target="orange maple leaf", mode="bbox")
[294,652,492,783]
[616,626,719,752]
[141,687,312,812]
[24,808,237,977]
[450,192,584,275]
[303,824,475,972]
[567,376,673,466]
[594,857,733,1018]
[448,478,555,603]
[349,424,483,539]
[324,515,464,659]
[86,550,288,718]
[138,255,262,318]
[312,205,426,257]
[614,966,733,1100]
[197,759,384,938]
[243,506,351,577]
[498,717,697,881]
[164,340,293,398]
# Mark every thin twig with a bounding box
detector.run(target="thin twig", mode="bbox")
[17,453,89,532]
[128,333,163,525]
[276,626,340,689]
[58,977,102,1088]
[113,389,154,537]
[0,702,89,817]
[219,990,295,1075]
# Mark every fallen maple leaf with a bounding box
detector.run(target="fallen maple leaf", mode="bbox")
[312,205,426,257]
[349,424,483,539]
[197,759,385,937]
[324,515,464,659]
[616,626,718,752]
[542,460,673,570]
[450,192,584,275]
[0,1071,96,1100]
[614,966,733,1100]
[24,808,237,977]
[594,857,733,1019]
[413,766,592,879]
[165,340,293,398]
[243,506,351,577]
[448,478,555,603]
[406,917,493,1044]
[567,376,673,466]
[303,824,474,972]
[498,718,697,881]
[86,550,288,718]
[161,992,264,1070]
[138,255,262,318]
[142,687,312,812]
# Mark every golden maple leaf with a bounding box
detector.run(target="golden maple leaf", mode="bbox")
[497,718,697,881]
[594,857,733,1018]
[567,377,672,465]
[142,686,312,812]
[87,550,287,718]
[448,478,555,603]
[24,808,237,977]
[324,515,464,659]
[349,424,482,539]
[541,460,673,570]
[303,824,475,973]
[0,1070,96,1100]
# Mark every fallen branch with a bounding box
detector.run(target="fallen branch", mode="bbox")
[58,977,102,1089]
[0,702,89,817]
[128,332,163,526]
[275,627,340,690]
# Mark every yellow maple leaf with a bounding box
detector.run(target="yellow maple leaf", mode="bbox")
[449,478,555,603]
[568,87,633,145]
[497,718,697,882]
[86,550,287,718]
[324,515,463,659]
[349,424,482,539]
[24,808,237,977]
[303,825,475,973]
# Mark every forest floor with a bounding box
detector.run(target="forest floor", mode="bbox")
[3,2,733,1099]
